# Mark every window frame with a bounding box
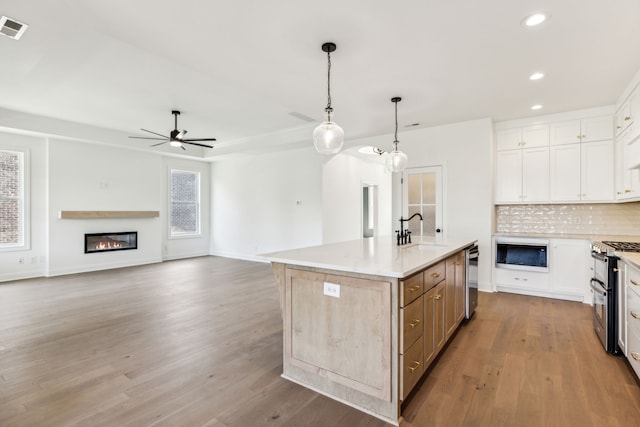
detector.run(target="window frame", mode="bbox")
[168,168,201,239]
[0,147,30,252]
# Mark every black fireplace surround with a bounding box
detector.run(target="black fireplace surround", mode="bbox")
[85,232,137,254]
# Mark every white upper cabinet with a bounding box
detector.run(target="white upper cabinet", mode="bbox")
[616,85,640,139]
[550,116,613,146]
[581,140,614,201]
[616,130,640,200]
[495,147,549,203]
[496,124,549,151]
[550,144,581,201]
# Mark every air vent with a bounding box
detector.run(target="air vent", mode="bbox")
[0,16,28,40]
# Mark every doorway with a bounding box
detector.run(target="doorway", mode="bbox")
[402,166,444,237]
[362,184,378,238]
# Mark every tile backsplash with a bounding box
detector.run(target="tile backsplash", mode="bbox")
[495,202,640,236]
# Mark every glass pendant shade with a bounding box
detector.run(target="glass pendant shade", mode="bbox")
[313,119,344,154]
[386,149,408,172]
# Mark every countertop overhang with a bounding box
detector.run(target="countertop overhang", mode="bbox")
[263,236,476,278]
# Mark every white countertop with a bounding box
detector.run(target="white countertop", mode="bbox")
[620,252,640,269]
[263,236,476,278]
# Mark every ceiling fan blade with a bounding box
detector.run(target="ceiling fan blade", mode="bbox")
[183,141,214,148]
[128,136,168,141]
[182,138,217,142]
[140,128,170,139]
[180,144,187,150]
[150,141,169,147]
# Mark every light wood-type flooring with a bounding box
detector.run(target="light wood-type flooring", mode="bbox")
[1,256,640,426]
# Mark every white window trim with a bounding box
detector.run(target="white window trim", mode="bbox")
[168,168,201,239]
[0,147,30,252]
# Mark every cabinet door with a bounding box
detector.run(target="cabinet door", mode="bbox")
[550,120,581,146]
[445,257,457,339]
[616,101,632,136]
[496,128,523,151]
[454,252,466,324]
[619,262,627,356]
[521,147,549,202]
[629,89,640,141]
[550,239,587,299]
[433,281,445,355]
[522,124,549,148]
[550,144,581,201]
[581,140,614,201]
[424,286,436,367]
[495,150,522,203]
[616,131,640,199]
[582,116,613,142]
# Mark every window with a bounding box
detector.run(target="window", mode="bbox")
[0,150,25,248]
[170,169,200,237]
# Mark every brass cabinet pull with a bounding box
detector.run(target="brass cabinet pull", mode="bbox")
[431,272,441,278]
[408,285,420,292]
[408,361,421,373]
[409,319,421,328]
[582,134,587,139]
[434,294,442,301]
[625,116,631,121]
[631,311,640,319]
[631,279,640,286]
[631,352,640,361]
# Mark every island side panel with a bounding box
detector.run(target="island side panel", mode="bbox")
[271,262,286,317]
[281,265,400,424]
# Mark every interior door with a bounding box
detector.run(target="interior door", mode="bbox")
[402,166,444,237]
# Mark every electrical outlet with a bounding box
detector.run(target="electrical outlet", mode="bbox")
[18,257,24,264]
[323,282,340,298]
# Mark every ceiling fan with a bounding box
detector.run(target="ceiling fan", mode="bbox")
[129,110,216,150]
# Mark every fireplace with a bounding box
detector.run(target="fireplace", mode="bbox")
[85,232,138,254]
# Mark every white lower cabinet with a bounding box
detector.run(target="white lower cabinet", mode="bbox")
[493,237,589,302]
[625,261,640,380]
[549,239,588,301]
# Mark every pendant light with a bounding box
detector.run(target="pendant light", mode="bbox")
[313,42,344,154]
[386,97,408,172]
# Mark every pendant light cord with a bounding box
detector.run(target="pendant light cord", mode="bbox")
[393,101,399,150]
[325,50,333,117]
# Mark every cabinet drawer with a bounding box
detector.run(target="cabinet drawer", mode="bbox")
[628,284,640,336]
[626,326,640,381]
[424,262,445,290]
[494,268,549,290]
[401,296,424,353]
[401,335,424,400]
[401,272,423,307]
[627,265,640,298]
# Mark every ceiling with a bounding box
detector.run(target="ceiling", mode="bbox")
[2,0,640,160]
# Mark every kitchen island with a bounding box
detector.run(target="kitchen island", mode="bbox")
[264,236,476,425]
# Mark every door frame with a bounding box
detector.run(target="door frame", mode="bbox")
[401,165,447,238]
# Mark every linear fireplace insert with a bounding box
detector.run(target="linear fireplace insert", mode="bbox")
[85,232,137,254]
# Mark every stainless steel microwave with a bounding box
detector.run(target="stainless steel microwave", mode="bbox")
[495,237,549,272]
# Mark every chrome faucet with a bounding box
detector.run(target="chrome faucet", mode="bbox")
[396,213,423,245]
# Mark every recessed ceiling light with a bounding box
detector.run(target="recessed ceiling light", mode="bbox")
[522,13,548,27]
[529,72,545,81]
[531,104,543,110]
[358,146,385,156]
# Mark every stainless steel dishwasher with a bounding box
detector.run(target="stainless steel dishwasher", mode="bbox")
[466,244,479,319]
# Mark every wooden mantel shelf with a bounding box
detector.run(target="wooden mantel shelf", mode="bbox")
[59,211,160,219]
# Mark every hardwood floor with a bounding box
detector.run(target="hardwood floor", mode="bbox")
[1,256,639,426]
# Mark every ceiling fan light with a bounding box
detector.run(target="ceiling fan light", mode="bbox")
[170,140,182,147]
[313,121,344,154]
[385,150,408,173]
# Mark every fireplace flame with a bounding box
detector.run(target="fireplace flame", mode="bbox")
[95,240,123,250]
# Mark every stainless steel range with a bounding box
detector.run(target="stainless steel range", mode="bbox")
[590,240,640,355]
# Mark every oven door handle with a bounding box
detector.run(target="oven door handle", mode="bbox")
[590,278,606,295]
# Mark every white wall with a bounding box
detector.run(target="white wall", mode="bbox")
[47,139,164,275]
[0,132,48,281]
[322,154,392,244]
[353,118,494,292]
[210,147,324,259]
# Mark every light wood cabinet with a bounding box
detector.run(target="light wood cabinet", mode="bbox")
[424,281,445,368]
[445,251,465,339]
